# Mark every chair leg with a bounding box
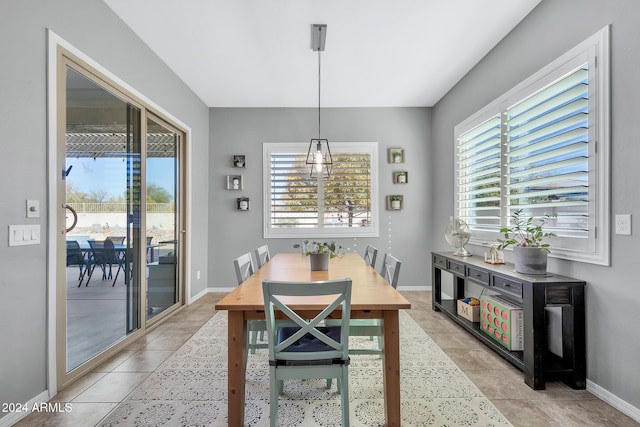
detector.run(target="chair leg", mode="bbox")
[84,264,97,287]
[112,262,124,286]
[340,368,350,426]
[250,330,259,354]
[270,368,279,427]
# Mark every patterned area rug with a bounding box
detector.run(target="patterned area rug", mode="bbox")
[99,311,511,426]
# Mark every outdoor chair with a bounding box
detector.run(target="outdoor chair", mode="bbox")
[67,240,90,286]
[86,238,126,286]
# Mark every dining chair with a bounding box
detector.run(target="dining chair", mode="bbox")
[233,253,266,354]
[254,244,271,269]
[262,278,352,427]
[67,240,90,286]
[380,253,402,288]
[363,244,378,268]
[329,253,402,363]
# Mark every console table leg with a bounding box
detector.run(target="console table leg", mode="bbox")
[524,284,547,390]
[432,267,442,311]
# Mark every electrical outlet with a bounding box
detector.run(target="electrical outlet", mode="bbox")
[615,214,631,235]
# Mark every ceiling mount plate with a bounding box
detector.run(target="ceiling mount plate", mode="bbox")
[311,24,327,51]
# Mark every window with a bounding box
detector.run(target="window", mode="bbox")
[455,27,610,265]
[263,142,379,238]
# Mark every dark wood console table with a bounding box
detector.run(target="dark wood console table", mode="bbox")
[432,251,586,390]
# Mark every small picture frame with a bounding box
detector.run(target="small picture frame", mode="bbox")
[226,175,243,190]
[388,148,404,164]
[237,197,250,211]
[393,171,408,184]
[233,155,246,168]
[386,195,404,210]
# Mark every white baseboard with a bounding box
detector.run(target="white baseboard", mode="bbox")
[0,390,50,427]
[587,379,640,423]
[397,285,431,291]
[188,287,236,304]
[187,287,209,304]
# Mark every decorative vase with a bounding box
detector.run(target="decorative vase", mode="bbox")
[513,246,548,275]
[310,253,330,271]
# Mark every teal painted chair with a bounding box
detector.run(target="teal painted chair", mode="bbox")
[262,278,352,427]
[335,253,402,356]
[233,252,267,354]
[254,244,271,269]
[364,244,378,269]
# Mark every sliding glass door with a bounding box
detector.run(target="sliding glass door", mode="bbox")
[145,116,182,320]
[63,66,142,373]
[57,50,186,388]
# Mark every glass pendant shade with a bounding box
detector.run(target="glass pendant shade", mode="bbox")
[306,138,332,178]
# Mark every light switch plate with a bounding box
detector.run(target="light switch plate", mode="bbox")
[27,199,40,218]
[8,225,41,246]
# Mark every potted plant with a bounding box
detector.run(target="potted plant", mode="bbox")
[293,240,342,271]
[497,209,556,275]
[390,195,402,210]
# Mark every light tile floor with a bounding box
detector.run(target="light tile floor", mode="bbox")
[13,291,639,427]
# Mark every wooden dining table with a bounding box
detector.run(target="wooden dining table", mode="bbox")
[215,252,411,426]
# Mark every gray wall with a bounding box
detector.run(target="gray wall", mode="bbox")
[0,0,210,414]
[209,108,432,288]
[431,0,640,412]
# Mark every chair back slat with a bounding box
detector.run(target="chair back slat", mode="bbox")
[233,252,254,285]
[364,244,378,268]
[254,244,271,269]
[262,279,352,363]
[380,253,401,288]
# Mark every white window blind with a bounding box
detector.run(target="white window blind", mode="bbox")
[505,67,589,239]
[269,152,319,228]
[264,142,378,238]
[457,114,502,231]
[454,26,610,265]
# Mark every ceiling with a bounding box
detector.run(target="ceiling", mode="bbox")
[103,0,541,108]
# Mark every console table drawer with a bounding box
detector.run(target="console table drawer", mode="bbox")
[492,275,523,298]
[433,254,447,269]
[467,266,489,285]
[447,260,466,275]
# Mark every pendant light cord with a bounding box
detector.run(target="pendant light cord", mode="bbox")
[318,45,322,140]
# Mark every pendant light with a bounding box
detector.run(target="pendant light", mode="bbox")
[306,24,332,179]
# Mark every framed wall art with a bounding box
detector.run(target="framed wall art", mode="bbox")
[233,155,246,168]
[237,197,250,211]
[226,175,243,190]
